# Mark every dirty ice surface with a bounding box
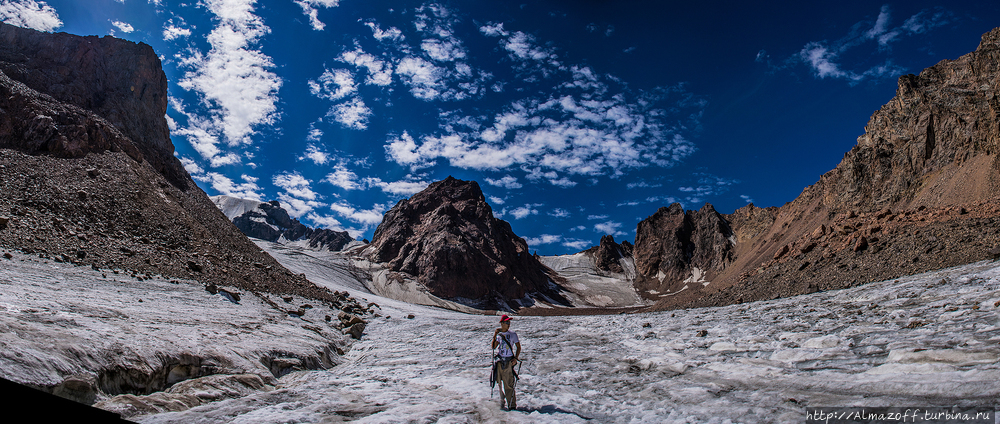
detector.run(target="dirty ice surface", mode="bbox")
[142,242,1000,423]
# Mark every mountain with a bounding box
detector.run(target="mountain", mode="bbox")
[637,27,1000,310]
[211,195,355,252]
[363,176,568,310]
[0,22,339,303]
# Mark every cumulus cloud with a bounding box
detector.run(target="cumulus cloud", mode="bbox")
[485,175,522,189]
[174,0,282,166]
[594,220,626,236]
[0,0,61,32]
[299,144,329,165]
[548,208,570,218]
[204,172,263,201]
[364,21,403,42]
[339,47,393,86]
[294,0,339,31]
[329,201,385,227]
[740,194,755,204]
[163,21,192,41]
[383,72,703,181]
[329,97,371,130]
[363,176,429,196]
[273,172,319,201]
[112,20,134,33]
[510,204,540,220]
[277,193,323,218]
[324,164,360,191]
[310,68,357,101]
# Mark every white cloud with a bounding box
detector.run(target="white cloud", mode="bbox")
[163,23,192,41]
[205,172,263,201]
[510,204,539,220]
[294,0,339,31]
[329,202,385,226]
[309,68,357,101]
[324,165,360,191]
[363,177,429,196]
[594,221,626,236]
[479,22,507,37]
[488,196,505,205]
[277,193,322,219]
[740,195,755,204]
[525,234,562,246]
[548,208,570,218]
[504,31,559,64]
[175,0,282,159]
[484,175,522,189]
[340,48,393,86]
[396,56,445,100]
[364,21,403,42]
[112,20,134,33]
[0,0,61,32]
[299,144,329,165]
[796,5,954,85]
[422,38,466,62]
[329,97,371,130]
[384,84,702,180]
[273,172,319,201]
[562,239,592,251]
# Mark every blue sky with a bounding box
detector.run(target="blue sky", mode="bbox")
[2,0,998,255]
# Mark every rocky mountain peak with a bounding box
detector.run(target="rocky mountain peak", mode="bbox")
[211,195,354,252]
[633,202,735,298]
[0,22,185,189]
[367,176,561,308]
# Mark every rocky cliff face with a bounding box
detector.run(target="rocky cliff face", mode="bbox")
[0,23,185,188]
[589,235,633,274]
[632,203,735,298]
[366,177,563,308]
[0,22,336,303]
[641,27,1000,310]
[212,196,354,252]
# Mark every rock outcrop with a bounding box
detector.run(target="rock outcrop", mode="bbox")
[0,22,338,303]
[589,235,632,274]
[632,203,735,297]
[366,177,564,308]
[640,27,1000,310]
[212,196,354,252]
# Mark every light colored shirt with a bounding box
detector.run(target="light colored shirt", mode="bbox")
[495,331,519,358]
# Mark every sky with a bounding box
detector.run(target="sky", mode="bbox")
[2,0,999,255]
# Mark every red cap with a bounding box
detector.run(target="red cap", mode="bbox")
[500,314,512,322]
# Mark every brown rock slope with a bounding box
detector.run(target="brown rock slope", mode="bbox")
[365,176,567,309]
[0,23,336,303]
[645,27,1000,310]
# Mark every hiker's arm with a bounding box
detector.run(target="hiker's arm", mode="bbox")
[514,342,521,362]
[491,328,500,349]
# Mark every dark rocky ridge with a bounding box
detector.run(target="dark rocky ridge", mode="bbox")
[0,23,185,188]
[639,27,1000,310]
[229,200,353,252]
[632,203,735,297]
[588,235,632,274]
[367,177,567,309]
[0,22,339,304]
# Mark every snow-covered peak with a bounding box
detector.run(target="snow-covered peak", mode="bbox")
[211,195,265,221]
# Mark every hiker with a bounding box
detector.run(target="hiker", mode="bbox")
[491,314,521,410]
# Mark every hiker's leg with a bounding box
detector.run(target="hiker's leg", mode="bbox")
[499,362,515,409]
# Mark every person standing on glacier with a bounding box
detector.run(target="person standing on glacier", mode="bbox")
[491,314,521,410]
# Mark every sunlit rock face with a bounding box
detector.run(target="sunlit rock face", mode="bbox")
[640,28,1000,311]
[0,22,334,304]
[633,203,735,299]
[366,176,563,308]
